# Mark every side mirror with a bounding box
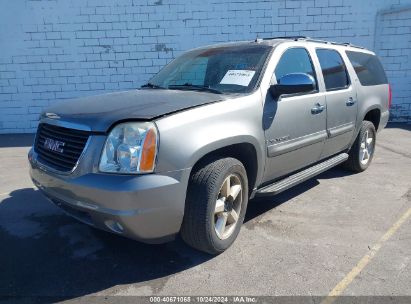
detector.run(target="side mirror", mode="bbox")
[270,73,316,98]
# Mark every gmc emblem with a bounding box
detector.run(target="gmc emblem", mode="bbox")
[44,138,65,153]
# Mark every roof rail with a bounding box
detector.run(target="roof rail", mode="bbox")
[303,38,366,49]
[257,36,365,49]
[337,42,365,49]
[257,36,308,41]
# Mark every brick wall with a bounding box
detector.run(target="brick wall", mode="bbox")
[0,0,410,133]
[375,5,411,122]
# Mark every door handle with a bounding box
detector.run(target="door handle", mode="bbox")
[311,103,325,114]
[346,97,356,106]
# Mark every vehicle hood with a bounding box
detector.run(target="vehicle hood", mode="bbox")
[41,89,227,132]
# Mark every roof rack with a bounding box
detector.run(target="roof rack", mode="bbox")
[256,36,365,49]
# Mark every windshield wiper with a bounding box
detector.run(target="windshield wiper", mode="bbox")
[168,83,222,94]
[141,82,165,89]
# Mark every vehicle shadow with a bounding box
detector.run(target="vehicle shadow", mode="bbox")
[385,122,411,131]
[0,188,210,300]
[0,167,352,300]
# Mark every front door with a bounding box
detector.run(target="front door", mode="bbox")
[262,47,327,183]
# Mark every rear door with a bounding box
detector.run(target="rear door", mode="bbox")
[262,46,327,182]
[315,48,358,158]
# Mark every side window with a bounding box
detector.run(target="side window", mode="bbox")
[274,47,317,88]
[316,49,349,91]
[346,51,388,86]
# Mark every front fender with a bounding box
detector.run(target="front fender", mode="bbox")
[185,135,262,169]
[154,93,266,188]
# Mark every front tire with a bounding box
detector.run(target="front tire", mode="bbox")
[181,157,248,254]
[343,120,376,172]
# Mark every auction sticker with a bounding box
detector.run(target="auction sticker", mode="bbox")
[220,70,255,86]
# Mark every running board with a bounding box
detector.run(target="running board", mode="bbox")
[256,153,349,196]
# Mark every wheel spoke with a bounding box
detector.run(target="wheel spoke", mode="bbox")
[364,149,369,161]
[360,142,366,149]
[221,177,231,197]
[227,209,239,224]
[229,184,242,201]
[360,149,365,162]
[366,137,373,145]
[215,198,225,214]
[215,213,228,237]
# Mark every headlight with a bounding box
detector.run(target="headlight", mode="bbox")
[99,122,158,174]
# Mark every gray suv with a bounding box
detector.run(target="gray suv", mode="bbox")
[29,37,390,254]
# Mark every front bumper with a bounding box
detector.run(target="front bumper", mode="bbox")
[29,147,190,243]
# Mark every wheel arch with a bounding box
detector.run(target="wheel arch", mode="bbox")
[188,138,263,196]
[363,108,381,131]
[352,105,382,145]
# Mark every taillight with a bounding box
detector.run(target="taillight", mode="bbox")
[388,84,392,108]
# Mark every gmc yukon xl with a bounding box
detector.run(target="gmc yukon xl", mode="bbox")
[29,37,390,254]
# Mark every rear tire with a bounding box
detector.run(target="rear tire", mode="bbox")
[343,120,376,172]
[181,157,248,254]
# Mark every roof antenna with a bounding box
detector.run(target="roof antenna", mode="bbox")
[255,34,262,43]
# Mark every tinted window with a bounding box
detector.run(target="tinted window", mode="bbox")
[274,47,317,88]
[316,49,349,91]
[346,51,388,86]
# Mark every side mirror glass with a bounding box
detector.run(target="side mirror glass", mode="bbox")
[270,73,316,98]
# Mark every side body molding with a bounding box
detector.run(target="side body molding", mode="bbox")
[267,130,328,157]
[327,122,355,138]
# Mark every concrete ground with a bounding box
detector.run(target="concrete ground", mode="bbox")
[0,124,410,302]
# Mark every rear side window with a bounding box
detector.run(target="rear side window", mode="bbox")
[346,51,388,86]
[274,47,317,88]
[316,49,349,91]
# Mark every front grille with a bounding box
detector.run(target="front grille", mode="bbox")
[34,123,90,172]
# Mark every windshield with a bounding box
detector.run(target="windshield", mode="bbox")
[147,44,272,94]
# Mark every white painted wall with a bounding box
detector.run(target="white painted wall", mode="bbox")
[0,0,410,133]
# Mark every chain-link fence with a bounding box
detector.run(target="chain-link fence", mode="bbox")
[389,103,411,123]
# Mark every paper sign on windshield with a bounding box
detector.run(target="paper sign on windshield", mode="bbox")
[220,70,256,87]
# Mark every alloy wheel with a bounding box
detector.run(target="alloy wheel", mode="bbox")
[359,129,375,165]
[214,174,243,240]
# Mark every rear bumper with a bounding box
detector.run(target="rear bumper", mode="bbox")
[29,148,190,243]
[379,109,389,132]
